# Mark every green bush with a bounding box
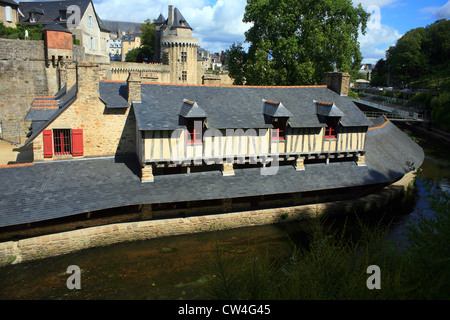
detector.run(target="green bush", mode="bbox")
[430,93,450,131]
[347,89,359,100]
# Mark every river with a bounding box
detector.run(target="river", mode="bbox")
[0,124,448,300]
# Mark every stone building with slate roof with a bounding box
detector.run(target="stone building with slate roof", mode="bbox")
[0,60,424,235]
[18,0,110,58]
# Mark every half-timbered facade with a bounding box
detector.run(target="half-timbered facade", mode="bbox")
[24,67,374,183]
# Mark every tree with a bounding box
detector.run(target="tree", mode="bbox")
[227,0,369,85]
[125,19,156,63]
[382,19,450,88]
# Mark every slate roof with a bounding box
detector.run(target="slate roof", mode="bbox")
[18,0,110,32]
[96,82,373,131]
[315,101,345,118]
[122,33,141,42]
[41,22,71,33]
[0,118,424,228]
[98,82,128,108]
[102,19,142,34]
[179,99,208,118]
[24,84,78,145]
[159,7,192,30]
[263,100,294,118]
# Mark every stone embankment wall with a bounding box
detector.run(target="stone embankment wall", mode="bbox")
[0,171,416,266]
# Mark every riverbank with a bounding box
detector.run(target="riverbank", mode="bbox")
[0,171,416,267]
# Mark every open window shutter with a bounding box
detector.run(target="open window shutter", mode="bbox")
[71,129,84,156]
[43,130,53,158]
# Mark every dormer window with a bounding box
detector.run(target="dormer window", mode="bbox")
[30,12,36,23]
[324,118,339,140]
[179,99,208,145]
[186,119,204,144]
[262,99,292,142]
[315,101,344,140]
[59,10,67,21]
[272,118,287,141]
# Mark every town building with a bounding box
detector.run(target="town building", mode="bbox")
[108,38,121,61]
[18,0,110,59]
[0,0,20,28]
[0,5,424,238]
[0,57,423,237]
[121,32,141,61]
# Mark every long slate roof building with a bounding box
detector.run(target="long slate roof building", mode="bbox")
[0,62,424,237]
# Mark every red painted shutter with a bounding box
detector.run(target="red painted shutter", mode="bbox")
[43,130,53,158]
[71,129,84,156]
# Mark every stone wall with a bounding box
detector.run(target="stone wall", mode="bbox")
[0,171,416,266]
[0,39,56,143]
[110,61,171,83]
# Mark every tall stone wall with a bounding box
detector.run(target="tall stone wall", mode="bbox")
[0,39,57,143]
[110,61,171,83]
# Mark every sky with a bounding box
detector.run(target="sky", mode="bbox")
[89,0,450,65]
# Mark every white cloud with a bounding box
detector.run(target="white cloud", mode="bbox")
[94,0,250,53]
[93,0,404,61]
[421,1,450,19]
[359,23,402,64]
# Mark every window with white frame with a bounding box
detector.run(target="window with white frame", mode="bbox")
[88,15,93,28]
[5,6,12,22]
[89,37,95,50]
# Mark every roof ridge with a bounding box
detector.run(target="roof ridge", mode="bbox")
[139,81,328,89]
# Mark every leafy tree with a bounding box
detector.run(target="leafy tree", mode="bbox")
[378,19,450,88]
[141,19,156,48]
[227,0,369,85]
[125,19,156,63]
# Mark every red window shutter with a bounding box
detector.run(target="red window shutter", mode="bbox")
[71,129,84,156]
[43,130,53,158]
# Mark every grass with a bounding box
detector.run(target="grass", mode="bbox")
[202,181,450,299]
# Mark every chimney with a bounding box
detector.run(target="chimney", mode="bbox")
[127,71,141,104]
[59,61,77,90]
[168,5,174,26]
[322,72,350,96]
[76,62,102,101]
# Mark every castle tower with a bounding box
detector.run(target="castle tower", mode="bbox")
[155,5,199,84]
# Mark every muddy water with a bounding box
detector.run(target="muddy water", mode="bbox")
[0,127,448,300]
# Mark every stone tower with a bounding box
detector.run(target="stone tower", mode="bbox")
[155,5,199,84]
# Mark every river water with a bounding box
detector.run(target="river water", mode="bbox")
[0,125,449,300]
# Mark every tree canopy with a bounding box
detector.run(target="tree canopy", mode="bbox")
[227,0,369,85]
[371,19,450,89]
[125,19,156,63]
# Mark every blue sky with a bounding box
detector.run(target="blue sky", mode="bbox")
[81,1,450,64]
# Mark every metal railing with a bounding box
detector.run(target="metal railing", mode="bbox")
[363,111,424,122]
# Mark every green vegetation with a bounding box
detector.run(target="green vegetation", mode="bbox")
[430,93,450,132]
[0,22,43,40]
[371,19,450,91]
[125,19,156,63]
[203,182,450,299]
[226,0,369,85]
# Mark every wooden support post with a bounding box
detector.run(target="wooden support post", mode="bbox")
[140,204,153,220]
[141,164,154,182]
[222,199,232,212]
[221,163,235,176]
[355,154,366,167]
[294,157,305,171]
